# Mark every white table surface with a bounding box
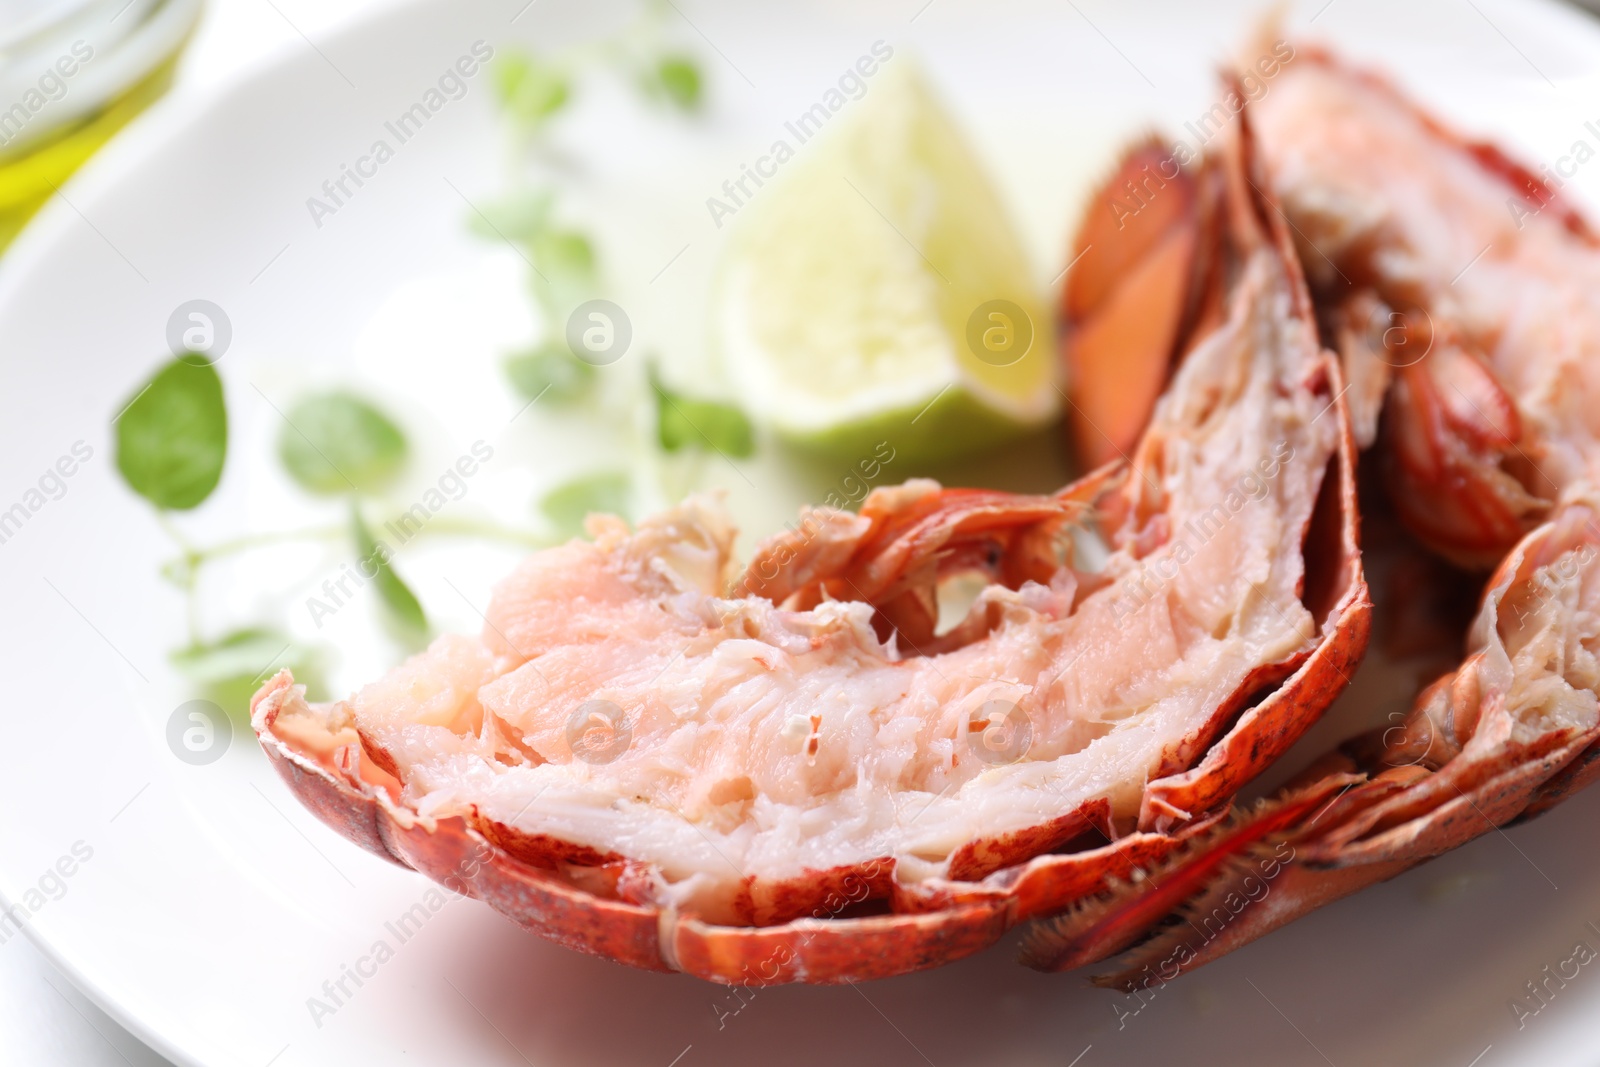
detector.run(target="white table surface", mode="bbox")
[7,0,1600,1064]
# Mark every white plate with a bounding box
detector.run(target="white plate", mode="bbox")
[6,0,1600,1064]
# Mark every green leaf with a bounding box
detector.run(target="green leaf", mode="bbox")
[652,369,755,456]
[531,229,596,293]
[352,506,427,640]
[467,189,555,245]
[504,342,595,402]
[653,56,703,111]
[539,472,632,539]
[170,627,292,683]
[170,627,325,718]
[115,354,227,510]
[464,197,595,307]
[278,391,408,496]
[493,52,571,127]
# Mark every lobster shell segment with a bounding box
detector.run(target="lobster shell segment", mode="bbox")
[1060,138,1217,471]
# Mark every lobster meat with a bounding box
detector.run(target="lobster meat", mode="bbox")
[252,81,1370,984]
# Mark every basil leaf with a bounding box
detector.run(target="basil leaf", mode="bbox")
[539,472,632,539]
[278,392,407,496]
[505,342,595,402]
[652,370,754,456]
[653,56,703,111]
[352,506,427,640]
[115,354,227,510]
[170,627,325,716]
[494,52,571,127]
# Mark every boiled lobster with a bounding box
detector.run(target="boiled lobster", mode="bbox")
[252,71,1369,984]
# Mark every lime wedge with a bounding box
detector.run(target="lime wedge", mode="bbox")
[711,59,1055,466]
